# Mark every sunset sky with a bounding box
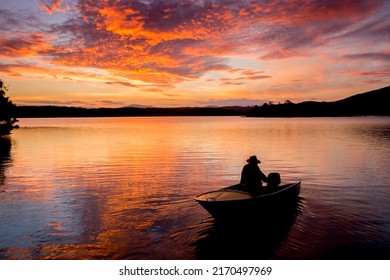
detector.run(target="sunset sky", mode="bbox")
[1,0,389,107]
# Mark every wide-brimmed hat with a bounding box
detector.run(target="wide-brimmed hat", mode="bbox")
[247,155,261,164]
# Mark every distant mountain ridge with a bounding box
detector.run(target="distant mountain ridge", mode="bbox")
[14,86,390,118]
[334,86,389,115]
[248,86,390,117]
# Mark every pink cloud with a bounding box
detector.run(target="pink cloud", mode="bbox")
[345,52,390,61]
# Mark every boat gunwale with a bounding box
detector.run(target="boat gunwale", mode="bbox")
[195,181,301,203]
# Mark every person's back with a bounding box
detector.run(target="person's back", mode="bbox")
[240,155,268,194]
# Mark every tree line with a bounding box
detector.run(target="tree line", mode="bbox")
[0,79,18,136]
[1,78,389,133]
[248,86,390,117]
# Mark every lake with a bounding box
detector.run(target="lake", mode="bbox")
[1,116,390,259]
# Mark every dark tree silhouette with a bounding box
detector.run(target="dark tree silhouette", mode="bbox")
[0,79,19,135]
[0,136,11,190]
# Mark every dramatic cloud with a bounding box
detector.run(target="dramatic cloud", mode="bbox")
[0,0,389,106]
[46,0,389,79]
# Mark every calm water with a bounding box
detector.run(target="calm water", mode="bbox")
[0,116,389,259]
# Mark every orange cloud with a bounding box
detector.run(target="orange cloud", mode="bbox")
[0,33,54,58]
[40,0,65,14]
[19,0,389,86]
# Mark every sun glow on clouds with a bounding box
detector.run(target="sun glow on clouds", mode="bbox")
[0,0,389,107]
[40,0,65,14]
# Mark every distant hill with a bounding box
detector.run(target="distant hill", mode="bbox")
[247,86,390,117]
[14,105,252,118]
[333,86,390,116]
[14,86,389,118]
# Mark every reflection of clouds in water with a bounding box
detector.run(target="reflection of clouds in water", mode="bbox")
[2,117,390,259]
[0,137,11,190]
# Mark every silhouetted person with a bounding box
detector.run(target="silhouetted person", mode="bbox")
[240,155,268,195]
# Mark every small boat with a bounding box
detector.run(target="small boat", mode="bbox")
[195,181,301,220]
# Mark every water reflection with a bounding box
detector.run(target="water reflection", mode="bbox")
[2,117,390,259]
[194,197,303,259]
[0,137,11,191]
